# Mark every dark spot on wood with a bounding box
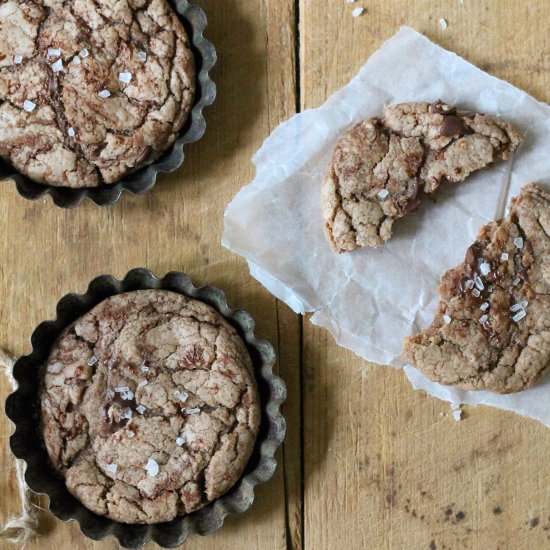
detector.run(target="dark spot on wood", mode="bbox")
[493,506,503,515]
[455,511,466,522]
[445,507,453,516]
[530,517,540,528]
[429,540,437,550]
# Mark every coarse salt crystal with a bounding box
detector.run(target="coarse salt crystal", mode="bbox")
[126,430,135,438]
[501,252,509,261]
[480,262,491,276]
[514,237,524,249]
[176,434,186,446]
[87,355,97,366]
[106,388,115,399]
[13,55,23,64]
[115,386,130,393]
[68,126,76,138]
[479,314,488,325]
[146,458,159,477]
[123,407,133,419]
[51,58,63,72]
[178,391,189,403]
[119,71,132,83]
[513,278,521,287]
[72,55,81,65]
[377,189,389,199]
[98,89,111,98]
[442,315,452,325]
[453,409,463,421]
[23,100,36,112]
[488,285,493,293]
[519,300,529,309]
[122,390,134,401]
[138,51,147,62]
[48,48,61,57]
[140,364,149,372]
[512,310,527,323]
[465,280,475,290]
[352,7,364,17]
[474,276,484,290]
[136,404,146,414]
[472,289,481,298]
[106,463,117,473]
[480,302,489,311]
[79,48,89,58]
[174,390,180,397]
[439,18,448,30]
[187,407,200,415]
[510,302,523,312]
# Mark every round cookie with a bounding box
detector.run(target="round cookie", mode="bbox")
[0,0,195,187]
[40,290,260,524]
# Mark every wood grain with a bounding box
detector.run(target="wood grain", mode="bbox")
[300,1,550,549]
[2,1,550,549]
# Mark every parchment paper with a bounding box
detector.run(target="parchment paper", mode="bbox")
[223,27,550,428]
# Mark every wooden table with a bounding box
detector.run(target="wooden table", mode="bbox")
[1,1,549,548]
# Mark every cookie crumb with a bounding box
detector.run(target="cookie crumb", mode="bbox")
[439,18,448,30]
[352,7,364,17]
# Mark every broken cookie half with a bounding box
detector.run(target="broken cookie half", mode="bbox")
[322,101,523,253]
[404,184,550,394]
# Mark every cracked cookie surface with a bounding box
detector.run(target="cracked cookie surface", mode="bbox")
[0,0,195,187]
[322,101,522,252]
[40,290,260,524]
[404,184,550,393]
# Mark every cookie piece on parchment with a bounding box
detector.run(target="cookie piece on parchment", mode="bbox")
[403,184,550,394]
[322,101,522,252]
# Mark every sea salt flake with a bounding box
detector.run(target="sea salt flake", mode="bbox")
[98,89,111,98]
[87,355,97,366]
[442,315,451,325]
[439,18,448,30]
[123,407,133,419]
[465,280,475,290]
[122,390,134,401]
[51,58,63,72]
[23,100,36,112]
[479,262,491,276]
[479,314,488,325]
[13,55,23,64]
[501,252,509,261]
[514,237,524,249]
[377,189,389,199]
[178,391,189,403]
[488,285,493,293]
[176,435,186,446]
[136,404,146,414]
[513,278,521,287]
[140,364,149,372]
[146,458,159,477]
[520,300,529,309]
[453,409,463,421]
[72,55,81,65]
[174,390,181,397]
[119,71,132,83]
[48,48,61,57]
[79,48,89,58]
[106,388,115,399]
[512,310,527,323]
[126,430,135,438]
[472,289,481,298]
[187,407,200,415]
[474,276,484,290]
[480,302,489,311]
[352,7,364,17]
[115,386,130,393]
[106,463,117,473]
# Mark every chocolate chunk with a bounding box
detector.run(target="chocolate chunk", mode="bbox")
[440,115,468,137]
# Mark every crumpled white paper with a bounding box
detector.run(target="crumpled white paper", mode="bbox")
[223,26,550,428]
